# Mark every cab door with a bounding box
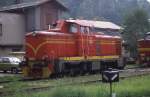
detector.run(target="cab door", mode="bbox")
[69,23,96,57]
[77,26,96,57]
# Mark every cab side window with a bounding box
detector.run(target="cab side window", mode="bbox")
[70,24,78,33]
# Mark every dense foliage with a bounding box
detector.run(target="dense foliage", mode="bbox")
[60,0,150,24]
[123,9,150,57]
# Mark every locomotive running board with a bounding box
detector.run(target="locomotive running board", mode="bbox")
[60,55,119,61]
[138,48,150,52]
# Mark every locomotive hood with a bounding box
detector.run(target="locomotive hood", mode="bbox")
[26,31,70,36]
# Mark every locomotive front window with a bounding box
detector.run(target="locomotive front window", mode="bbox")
[80,26,89,34]
[70,24,78,33]
[80,26,85,33]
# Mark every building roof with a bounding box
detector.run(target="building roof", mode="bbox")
[0,0,67,11]
[67,19,122,30]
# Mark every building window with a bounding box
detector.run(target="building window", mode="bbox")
[0,24,2,36]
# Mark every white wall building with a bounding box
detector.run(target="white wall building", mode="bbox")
[0,12,25,56]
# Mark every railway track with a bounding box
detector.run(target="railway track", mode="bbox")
[25,67,150,89]
[0,67,150,96]
[0,66,149,84]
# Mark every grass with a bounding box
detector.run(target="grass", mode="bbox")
[125,63,141,69]
[0,73,101,92]
[2,75,150,97]
[0,75,20,82]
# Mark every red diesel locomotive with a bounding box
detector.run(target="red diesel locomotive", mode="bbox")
[138,32,150,66]
[21,20,125,79]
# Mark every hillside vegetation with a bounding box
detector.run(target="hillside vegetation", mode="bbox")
[60,0,150,24]
[0,0,150,24]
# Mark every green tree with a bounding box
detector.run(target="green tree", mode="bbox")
[0,0,16,6]
[123,8,150,58]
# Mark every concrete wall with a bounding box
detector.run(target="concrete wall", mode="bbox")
[25,2,60,31]
[35,6,41,31]
[0,47,11,56]
[25,8,36,32]
[0,12,25,45]
[0,46,24,56]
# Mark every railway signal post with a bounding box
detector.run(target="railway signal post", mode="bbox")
[102,68,119,97]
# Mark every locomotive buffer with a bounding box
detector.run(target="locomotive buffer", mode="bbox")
[102,68,119,97]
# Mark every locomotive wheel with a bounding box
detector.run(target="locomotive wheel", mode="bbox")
[78,62,86,75]
[69,69,73,76]
[3,70,7,73]
[49,74,55,79]
[100,61,112,71]
[86,61,92,74]
[80,66,86,75]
